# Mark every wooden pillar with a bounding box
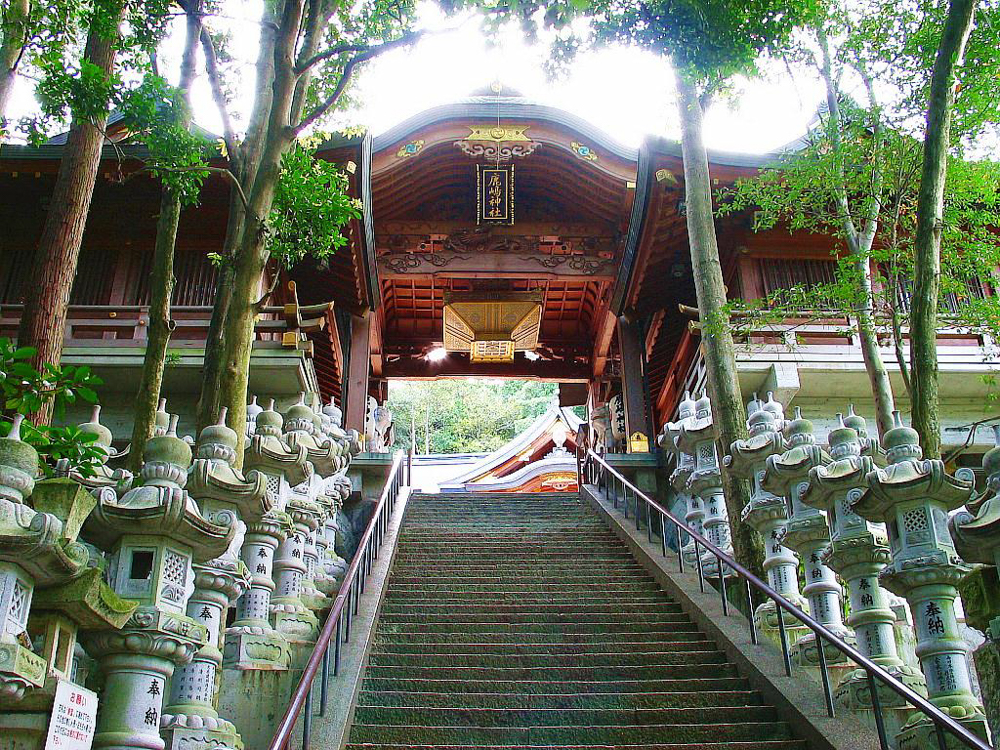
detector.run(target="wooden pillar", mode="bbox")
[617,316,653,453]
[345,312,372,433]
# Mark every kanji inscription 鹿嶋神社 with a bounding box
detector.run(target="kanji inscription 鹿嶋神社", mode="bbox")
[477,164,514,225]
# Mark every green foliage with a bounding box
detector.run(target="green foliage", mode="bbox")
[386,379,560,454]
[0,338,105,476]
[119,76,213,206]
[444,0,821,86]
[267,142,362,268]
[19,0,173,143]
[716,88,1000,343]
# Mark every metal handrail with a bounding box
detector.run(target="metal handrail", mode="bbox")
[267,450,409,750]
[579,447,993,750]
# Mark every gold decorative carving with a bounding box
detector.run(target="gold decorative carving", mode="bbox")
[655,168,678,185]
[455,140,540,160]
[443,291,542,361]
[465,125,530,142]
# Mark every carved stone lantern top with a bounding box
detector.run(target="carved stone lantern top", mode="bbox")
[84,414,236,564]
[804,414,872,503]
[187,408,271,525]
[762,408,831,497]
[0,415,38,505]
[855,412,973,521]
[245,399,311,488]
[284,394,340,477]
[725,393,785,478]
[948,425,1000,567]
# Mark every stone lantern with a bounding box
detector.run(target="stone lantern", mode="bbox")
[246,396,263,439]
[2,474,137,747]
[762,407,853,666]
[950,426,1000,737]
[676,393,732,575]
[803,412,926,720]
[160,408,267,750]
[55,405,133,498]
[0,415,48,701]
[854,411,988,749]
[657,392,702,566]
[0,415,137,719]
[726,394,808,639]
[225,399,307,671]
[80,414,235,750]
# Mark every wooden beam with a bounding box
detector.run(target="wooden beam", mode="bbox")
[591,307,616,379]
[382,356,591,382]
[344,312,372,433]
[377,220,617,237]
[377,251,616,281]
[617,316,653,452]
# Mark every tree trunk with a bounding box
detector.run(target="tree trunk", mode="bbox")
[816,30,896,437]
[196,1,279,433]
[910,0,977,459]
[856,300,895,436]
[0,0,30,126]
[676,72,764,578]
[129,191,181,471]
[17,3,121,426]
[128,2,202,469]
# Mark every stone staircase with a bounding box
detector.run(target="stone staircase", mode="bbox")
[345,491,808,749]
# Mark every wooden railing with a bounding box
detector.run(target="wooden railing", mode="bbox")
[0,299,336,357]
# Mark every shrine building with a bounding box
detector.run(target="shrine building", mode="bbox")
[0,86,996,460]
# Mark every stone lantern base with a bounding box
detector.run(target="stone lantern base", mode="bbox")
[753,598,810,650]
[896,705,989,750]
[222,627,291,671]
[161,714,243,750]
[835,663,927,743]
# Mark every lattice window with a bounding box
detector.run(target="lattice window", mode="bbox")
[902,508,929,536]
[162,550,187,587]
[760,258,838,302]
[9,579,29,629]
[697,444,715,465]
[266,475,281,503]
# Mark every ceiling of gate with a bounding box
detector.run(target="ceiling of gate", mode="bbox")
[368,102,638,379]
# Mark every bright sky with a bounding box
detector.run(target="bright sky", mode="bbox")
[7,1,830,155]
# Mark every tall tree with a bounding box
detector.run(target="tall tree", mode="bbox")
[719,0,1000,451]
[16,0,169,425]
[194,0,420,457]
[126,0,210,471]
[910,0,978,459]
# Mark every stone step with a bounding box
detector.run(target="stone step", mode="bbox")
[363,664,738,681]
[374,631,710,645]
[377,612,693,625]
[353,690,763,710]
[383,595,671,606]
[378,603,685,616]
[375,621,704,635]
[359,677,754,695]
[347,721,796,745]
[371,641,712,655]
[366,651,728,669]
[352,705,777,728]
[387,576,656,586]
[348,490,805,750]
[345,742,807,750]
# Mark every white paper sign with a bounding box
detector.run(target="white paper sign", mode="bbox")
[45,679,98,750]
